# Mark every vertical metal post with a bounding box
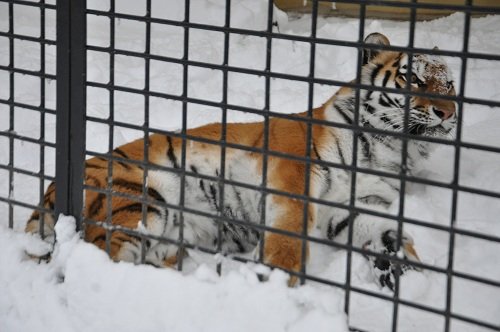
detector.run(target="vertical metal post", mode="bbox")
[39,0,47,236]
[391,2,417,330]
[55,0,86,228]
[445,2,471,331]
[141,0,152,263]
[257,0,274,266]
[7,0,14,229]
[104,0,116,257]
[176,0,191,271]
[344,2,366,315]
[300,0,319,285]
[215,0,231,275]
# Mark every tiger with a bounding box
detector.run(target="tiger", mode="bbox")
[25,32,456,290]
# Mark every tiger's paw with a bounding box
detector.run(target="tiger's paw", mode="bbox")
[24,216,56,263]
[23,234,54,264]
[363,230,420,291]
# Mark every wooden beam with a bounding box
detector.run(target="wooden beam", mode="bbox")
[274,0,500,21]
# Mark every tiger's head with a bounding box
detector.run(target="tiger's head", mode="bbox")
[360,32,457,139]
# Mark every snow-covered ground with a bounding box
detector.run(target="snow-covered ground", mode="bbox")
[1,0,500,331]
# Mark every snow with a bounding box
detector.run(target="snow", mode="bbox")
[1,1,500,331]
[1,218,347,332]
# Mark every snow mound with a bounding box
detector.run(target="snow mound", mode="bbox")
[0,218,347,331]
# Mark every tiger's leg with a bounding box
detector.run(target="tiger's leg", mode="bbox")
[84,224,140,263]
[88,227,176,266]
[262,197,314,286]
[331,210,420,291]
[106,210,190,267]
[146,214,195,268]
[85,204,171,265]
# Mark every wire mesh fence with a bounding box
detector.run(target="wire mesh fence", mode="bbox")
[1,0,500,331]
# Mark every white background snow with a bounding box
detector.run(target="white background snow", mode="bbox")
[0,0,499,331]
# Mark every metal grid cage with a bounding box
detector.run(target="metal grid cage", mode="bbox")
[1,0,500,331]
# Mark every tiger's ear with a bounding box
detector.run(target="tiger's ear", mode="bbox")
[363,32,390,65]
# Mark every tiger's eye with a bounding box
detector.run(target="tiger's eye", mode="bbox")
[411,74,418,83]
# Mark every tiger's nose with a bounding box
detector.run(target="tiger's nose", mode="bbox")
[433,105,455,120]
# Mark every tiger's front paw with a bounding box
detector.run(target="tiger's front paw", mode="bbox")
[25,215,56,262]
[364,230,420,291]
[24,233,54,263]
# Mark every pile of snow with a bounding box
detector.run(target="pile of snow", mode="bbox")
[0,0,499,331]
[1,217,347,331]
